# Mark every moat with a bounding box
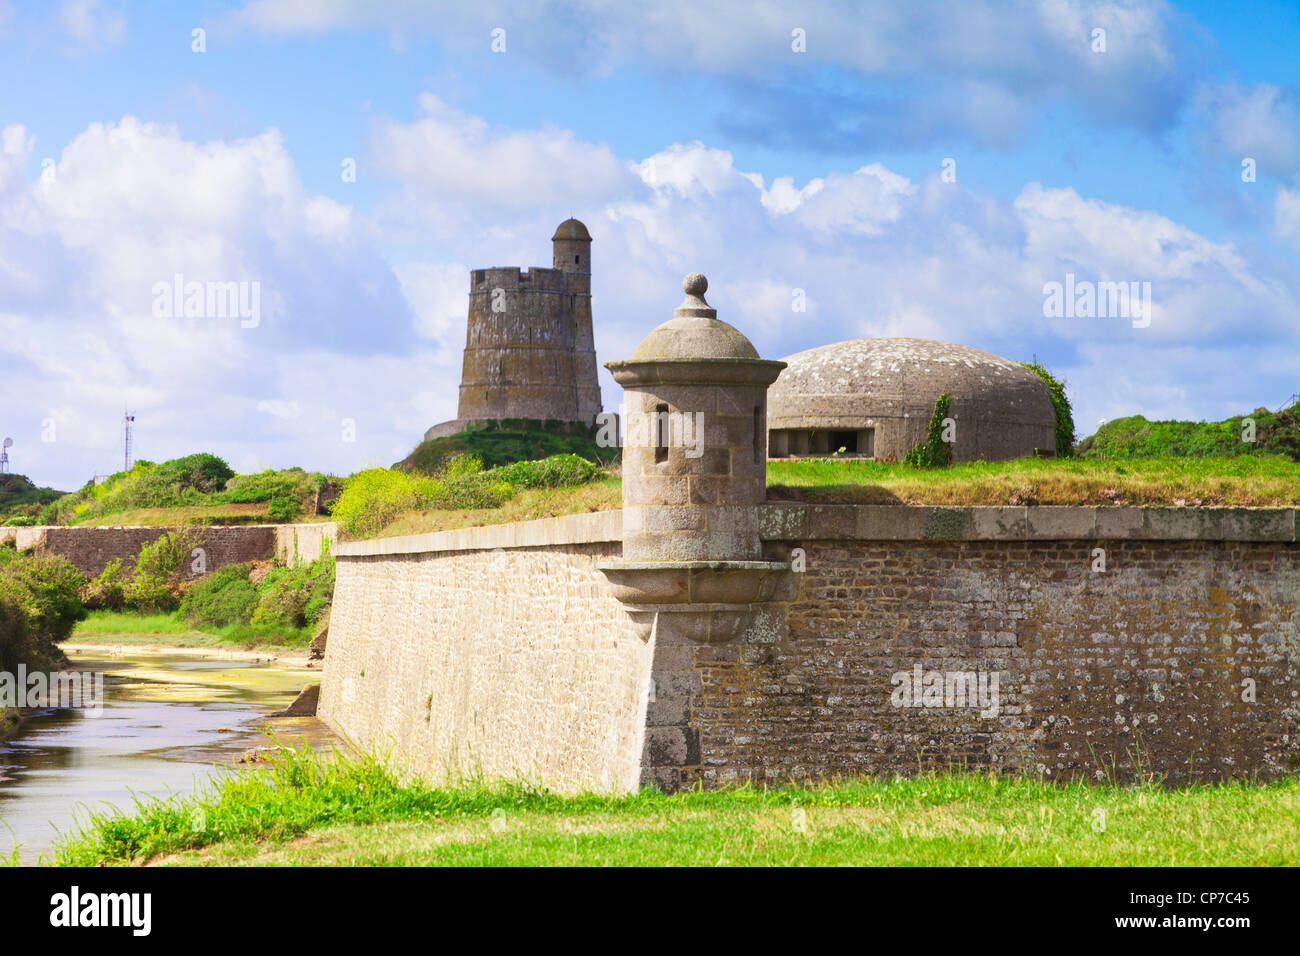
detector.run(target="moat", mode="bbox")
[0,649,322,865]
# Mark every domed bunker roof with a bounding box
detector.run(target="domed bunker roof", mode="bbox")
[553,218,592,241]
[767,337,1058,460]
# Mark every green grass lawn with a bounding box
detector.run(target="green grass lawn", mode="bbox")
[766,455,1300,506]
[69,610,312,651]
[45,745,1300,866]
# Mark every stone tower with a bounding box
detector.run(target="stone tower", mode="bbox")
[426,219,602,441]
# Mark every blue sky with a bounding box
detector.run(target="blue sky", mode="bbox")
[1,0,1299,488]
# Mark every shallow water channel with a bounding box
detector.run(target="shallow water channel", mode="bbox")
[0,648,323,865]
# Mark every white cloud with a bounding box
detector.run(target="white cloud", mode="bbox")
[227,0,1192,145]
[1275,187,1300,247]
[5,101,1298,488]
[1195,82,1300,177]
[0,116,418,487]
[59,0,124,49]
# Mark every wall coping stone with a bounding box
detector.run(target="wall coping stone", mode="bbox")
[331,504,1297,557]
[333,510,623,557]
[758,503,1297,542]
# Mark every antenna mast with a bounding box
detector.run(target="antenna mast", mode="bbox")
[124,411,135,472]
[0,437,11,475]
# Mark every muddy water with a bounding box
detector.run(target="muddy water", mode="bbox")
[0,650,326,865]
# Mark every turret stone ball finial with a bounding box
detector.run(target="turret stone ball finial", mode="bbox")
[683,272,707,296]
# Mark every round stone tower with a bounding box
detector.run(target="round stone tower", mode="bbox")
[599,272,792,643]
[453,219,602,429]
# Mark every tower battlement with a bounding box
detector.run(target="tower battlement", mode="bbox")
[469,267,580,294]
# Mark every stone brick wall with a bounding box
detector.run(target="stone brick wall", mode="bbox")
[319,515,649,794]
[323,506,1300,794]
[2,525,282,578]
[647,537,1299,790]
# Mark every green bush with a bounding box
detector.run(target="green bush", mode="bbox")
[0,552,85,671]
[81,557,128,610]
[904,393,953,467]
[1019,361,1075,458]
[0,474,65,523]
[250,584,309,631]
[1077,400,1300,461]
[424,455,512,510]
[179,563,260,628]
[248,555,334,633]
[485,454,604,489]
[220,468,322,520]
[116,528,206,613]
[267,496,300,522]
[331,468,437,538]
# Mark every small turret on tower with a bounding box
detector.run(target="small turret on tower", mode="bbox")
[553,217,592,287]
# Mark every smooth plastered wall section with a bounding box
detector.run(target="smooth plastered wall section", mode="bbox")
[318,539,652,794]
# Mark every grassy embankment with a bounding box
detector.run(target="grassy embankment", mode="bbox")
[47,744,1300,866]
[342,455,1300,540]
[31,454,333,528]
[765,455,1300,506]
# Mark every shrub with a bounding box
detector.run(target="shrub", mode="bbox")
[250,584,309,631]
[424,455,512,510]
[1019,361,1076,458]
[904,393,953,468]
[81,557,128,611]
[122,529,207,613]
[0,553,85,670]
[40,453,237,525]
[396,420,610,473]
[179,563,259,628]
[267,496,300,522]
[485,454,604,489]
[331,469,438,537]
[249,554,335,634]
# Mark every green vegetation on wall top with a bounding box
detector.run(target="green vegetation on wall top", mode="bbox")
[1077,398,1300,460]
[37,455,334,526]
[334,453,607,538]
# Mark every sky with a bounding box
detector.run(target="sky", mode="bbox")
[1,0,1299,489]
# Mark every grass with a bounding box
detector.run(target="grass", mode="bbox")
[371,477,622,538]
[766,455,1300,506]
[47,744,1300,866]
[73,503,334,527]
[65,456,1298,543]
[344,456,1300,540]
[70,610,312,651]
